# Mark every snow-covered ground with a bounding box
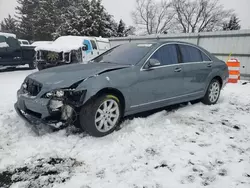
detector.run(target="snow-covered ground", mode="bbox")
[0,68,250,188]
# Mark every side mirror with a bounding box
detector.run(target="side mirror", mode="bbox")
[148,58,161,68]
[82,44,88,51]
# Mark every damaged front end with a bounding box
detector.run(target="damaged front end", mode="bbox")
[15,79,86,132]
[43,88,87,127]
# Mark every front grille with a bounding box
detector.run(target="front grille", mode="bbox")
[24,78,42,96]
[40,51,63,63]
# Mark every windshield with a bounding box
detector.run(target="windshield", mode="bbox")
[92,43,155,65]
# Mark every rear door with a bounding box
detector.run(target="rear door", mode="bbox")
[6,37,22,65]
[178,44,213,95]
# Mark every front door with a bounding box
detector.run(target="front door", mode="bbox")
[129,44,184,111]
[178,44,213,94]
[0,36,10,65]
[90,39,99,58]
[6,36,22,65]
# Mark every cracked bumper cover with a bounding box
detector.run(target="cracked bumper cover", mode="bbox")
[14,95,68,131]
[14,102,63,134]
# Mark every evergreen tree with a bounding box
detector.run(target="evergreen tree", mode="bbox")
[54,0,92,37]
[16,0,40,40]
[88,0,118,37]
[0,15,18,34]
[223,15,241,31]
[117,19,126,37]
[2,0,127,40]
[33,0,58,40]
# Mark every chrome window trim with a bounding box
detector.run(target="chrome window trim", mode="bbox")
[130,91,203,108]
[140,42,212,71]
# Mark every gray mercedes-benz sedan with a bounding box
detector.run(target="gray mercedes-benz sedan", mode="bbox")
[15,41,229,137]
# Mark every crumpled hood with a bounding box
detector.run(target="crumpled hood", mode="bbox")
[28,63,130,89]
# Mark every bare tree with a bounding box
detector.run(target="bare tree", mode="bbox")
[172,0,233,33]
[132,0,175,34]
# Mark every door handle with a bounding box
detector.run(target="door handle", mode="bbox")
[207,63,212,67]
[174,67,182,72]
[14,57,21,60]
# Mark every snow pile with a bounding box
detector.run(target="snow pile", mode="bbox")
[0,42,9,48]
[35,36,85,53]
[0,70,250,188]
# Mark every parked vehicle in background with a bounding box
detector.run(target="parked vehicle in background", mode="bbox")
[34,36,111,70]
[31,41,53,47]
[15,41,229,137]
[18,39,30,46]
[0,32,36,69]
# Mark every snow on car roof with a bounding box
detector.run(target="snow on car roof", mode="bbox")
[34,35,110,52]
[54,36,86,46]
[35,36,85,52]
[31,41,53,46]
[0,32,16,38]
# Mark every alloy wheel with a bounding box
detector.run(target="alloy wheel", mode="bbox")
[209,81,220,103]
[94,99,120,133]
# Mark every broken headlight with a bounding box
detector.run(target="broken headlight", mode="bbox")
[43,89,86,106]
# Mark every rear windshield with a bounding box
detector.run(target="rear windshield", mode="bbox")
[92,43,155,65]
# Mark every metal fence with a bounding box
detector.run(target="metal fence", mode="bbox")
[109,29,250,80]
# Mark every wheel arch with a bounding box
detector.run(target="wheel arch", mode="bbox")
[212,76,223,87]
[86,87,126,116]
[205,74,223,93]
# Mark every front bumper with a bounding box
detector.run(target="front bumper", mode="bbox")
[37,60,68,69]
[14,93,72,133]
[14,103,58,134]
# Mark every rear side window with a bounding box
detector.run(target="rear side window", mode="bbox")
[90,40,97,50]
[201,51,211,61]
[179,44,202,63]
[150,44,178,66]
[23,41,29,45]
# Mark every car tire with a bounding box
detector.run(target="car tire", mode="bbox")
[202,79,221,105]
[37,63,45,71]
[79,94,122,137]
[28,61,36,69]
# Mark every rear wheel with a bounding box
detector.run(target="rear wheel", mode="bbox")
[28,61,36,69]
[202,79,221,105]
[79,94,122,137]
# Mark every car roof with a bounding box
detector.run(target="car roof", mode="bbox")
[131,40,198,46]
[0,32,16,38]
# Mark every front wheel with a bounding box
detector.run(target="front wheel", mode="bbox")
[202,79,221,105]
[79,94,122,137]
[37,63,45,71]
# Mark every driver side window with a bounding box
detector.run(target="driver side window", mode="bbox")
[6,37,20,49]
[150,44,178,66]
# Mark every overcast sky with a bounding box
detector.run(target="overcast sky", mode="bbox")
[0,0,250,29]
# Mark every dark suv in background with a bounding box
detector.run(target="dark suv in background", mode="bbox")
[0,32,36,69]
